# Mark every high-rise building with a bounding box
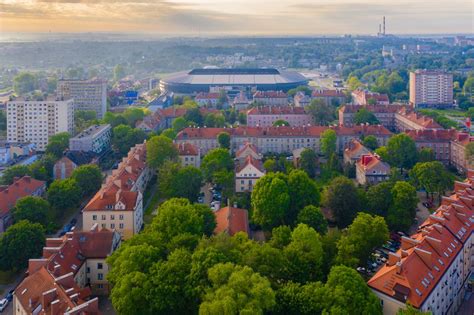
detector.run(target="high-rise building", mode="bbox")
[6,96,74,151]
[409,70,453,108]
[57,78,107,118]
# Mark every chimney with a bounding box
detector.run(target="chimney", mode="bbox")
[425,236,443,254]
[414,248,433,268]
[53,264,61,277]
[401,236,420,250]
[387,252,401,266]
[395,261,403,274]
[28,259,48,274]
[41,288,57,309]
[90,223,99,232]
[50,300,60,314]
[116,189,122,203]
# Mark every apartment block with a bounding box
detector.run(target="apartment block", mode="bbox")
[57,79,107,118]
[69,124,112,154]
[368,172,474,314]
[395,107,443,131]
[409,70,454,108]
[246,106,313,127]
[6,97,74,151]
[176,142,201,168]
[253,90,288,106]
[352,90,390,105]
[82,143,152,239]
[311,89,346,106]
[338,105,404,130]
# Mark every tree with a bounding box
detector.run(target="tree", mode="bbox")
[0,110,6,131]
[287,170,320,224]
[296,205,328,235]
[12,196,51,227]
[251,173,290,229]
[172,117,188,132]
[201,148,233,181]
[45,132,71,158]
[320,129,337,158]
[109,271,153,315]
[158,162,203,202]
[123,107,148,127]
[13,72,36,95]
[47,178,82,211]
[397,304,432,314]
[386,134,418,170]
[161,128,177,140]
[336,213,389,267]
[323,176,359,228]
[199,263,275,315]
[284,224,324,283]
[307,99,335,125]
[410,161,453,202]
[324,265,382,314]
[367,181,393,216]
[363,135,379,150]
[354,108,379,125]
[112,125,146,156]
[212,170,235,201]
[298,148,318,178]
[114,64,126,81]
[375,146,389,162]
[275,281,326,315]
[0,220,45,270]
[347,76,364,91]
[418,147,435,162]
[185,108,204,126]
[465,142,474,167]
[273,119,290,127]
[71,164,103,197]
[387,181,418,231]
[263,159,277,173]
[0,165,30,185]
[146,135,179,169]
[216,132,230,149]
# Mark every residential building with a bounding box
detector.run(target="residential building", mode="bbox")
[69,124,112,154]
[312,89,346,106]
[13,226,121,315]
[214,206,250,236]
[7,142,36,159]
[352,90,390,105]
[0,145,10,165]
[195,92,224,107]
[232,91,251,111]
[405,129,456,165]
[53,151,99,180]
[175,125,392,155]
[344,139,371,164]
[246,106,313,127]
[409,70,454,108]
[253,91,288,106]
[235,156,265,193]
[57,78,108,118]
[395,108,443,131]
[368,171,474,314]
[135,112,161,133]
[0,176,46,233]
[355,153,390,185]
[294,91,311,107]
[235,142,261,165]
[338,105,404,130]
[156,107,219,129]
[450,132,474,173]
[176,142,201,168]
[6,96,74,151]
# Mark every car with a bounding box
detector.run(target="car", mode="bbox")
[5,291,13,302]
[0,298,8,312]
[70,218,77,226]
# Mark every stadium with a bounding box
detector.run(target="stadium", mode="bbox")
[159,68,308,95]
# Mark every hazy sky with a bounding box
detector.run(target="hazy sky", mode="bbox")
[0,0,473,35]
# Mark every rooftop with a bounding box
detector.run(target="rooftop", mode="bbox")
[214,206,250,236]
[247,106,307,115]
[0,176,46,217]
[71,124,111,140]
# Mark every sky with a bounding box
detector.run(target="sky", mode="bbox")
[0,0,473,35]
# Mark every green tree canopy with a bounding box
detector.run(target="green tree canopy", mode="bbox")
[418,147,435,162]
[47,178,82,211]
[287,170,320,224]
[12,196,51,227]
[146,135,179,169]
[367,181,394,217]
[217,132,231,149]
[298,148,318,178]
[199,263,276,315]
[112,124,146,156]
[320,129,337,158]
[386,133,418,170]
[13,72,37,95]
[354,108,380,125]
[410,161,453,201]
[273,119,290,127]
[201,148,233,182]
[323,176,360,228]
[45,132,71,159]
[71,164,103,197]
[362,135,379,150]
[0,220,45,270]
[296,205,328,235]
[172,117,188,132]
[0,165,30,185]
[307,99,335,126]
[387,181,418,231]
[158,162,203,202]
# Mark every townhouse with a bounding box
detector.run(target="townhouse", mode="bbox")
[195,92,224,107]
[343,139,371,164]
[13,226,120,315]
[338,105,404,130]
[368,171,474,314]
[176,142,201,168]
[82,143,152,239]
[395,108,443,132]
[355,153,391,185]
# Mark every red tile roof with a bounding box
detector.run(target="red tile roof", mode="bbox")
[214,206,249,236]
[312,89,345,97]
[176,142,199,156]
[405,129,457,142]
[0,176,46,218]
[236,155,265,173]
[344,139,369,159]
[357,153,390,171]
[396,108,443,129]
[247,106,307,115]
[157,107,219,118]
[235,142,259,158]
[253,90,287,98]
[339,104,404,113]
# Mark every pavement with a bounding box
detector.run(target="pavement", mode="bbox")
[0,273,25,315]
[457,291,474,315]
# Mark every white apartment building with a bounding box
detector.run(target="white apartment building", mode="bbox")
[57,79,107,118]
[69,124,112,154]
[409,70,454,108]
[6,97,74,151]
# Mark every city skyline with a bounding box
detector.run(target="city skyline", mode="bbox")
[0,0,473,35]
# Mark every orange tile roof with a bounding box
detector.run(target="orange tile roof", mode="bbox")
[405,129,457,142]
[236,155,264,173]
[356,153,390,172]
[214,206,249,236]
[157,107,219,118]
[247,106,307,115]
[368,171,474,308]
[176,142,199,156]
[397,108,443,129]
[235,142,259,158]
[344,139,369,159]
[0,176,46,217]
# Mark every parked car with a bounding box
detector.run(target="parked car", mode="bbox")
[70,218,77,226]
[5,290,13,302]
[0,298,8,312]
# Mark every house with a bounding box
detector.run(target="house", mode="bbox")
[344,139,371,164]
[235,156,265,193]
[82,143,152,240]
[311,89,346,106]
[253,91,288,106]
[294,91,311,107]
[246,106,312,127]
[214,206,250,236]
[0,176,46,233]
[235,142,261,165]
[176,142,200,168]
[368,171,474,314]
[53,151,98,180]
[355,153,390,185]
[352,89,390,105]
[232,91,251,111]
[450,132,474,173]
[13,226,121,315]
[195,92,223,107]
[135,112,161,133]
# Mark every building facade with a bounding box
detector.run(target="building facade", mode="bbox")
[6,97,74,151]
[311,89,346,106]
[69,124,112,154]
[176,142,201,168]
[352,90,390,105]
[355,153,391,185]
[57,79,108,118]
[246,106,313,127]
[253,91,288,106]
[235,156,265,193]
[409,70,454,108]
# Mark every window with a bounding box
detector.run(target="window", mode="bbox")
[101,215,106,220]
[98,273,103,280]
[92,215,97,220]
[119,215,124,220]
[119,223,124,229]
[98,263,103,269]
[111,223,115,229]
[111,215,115,220]
[98,284,104,289]
[87,267,90,273]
